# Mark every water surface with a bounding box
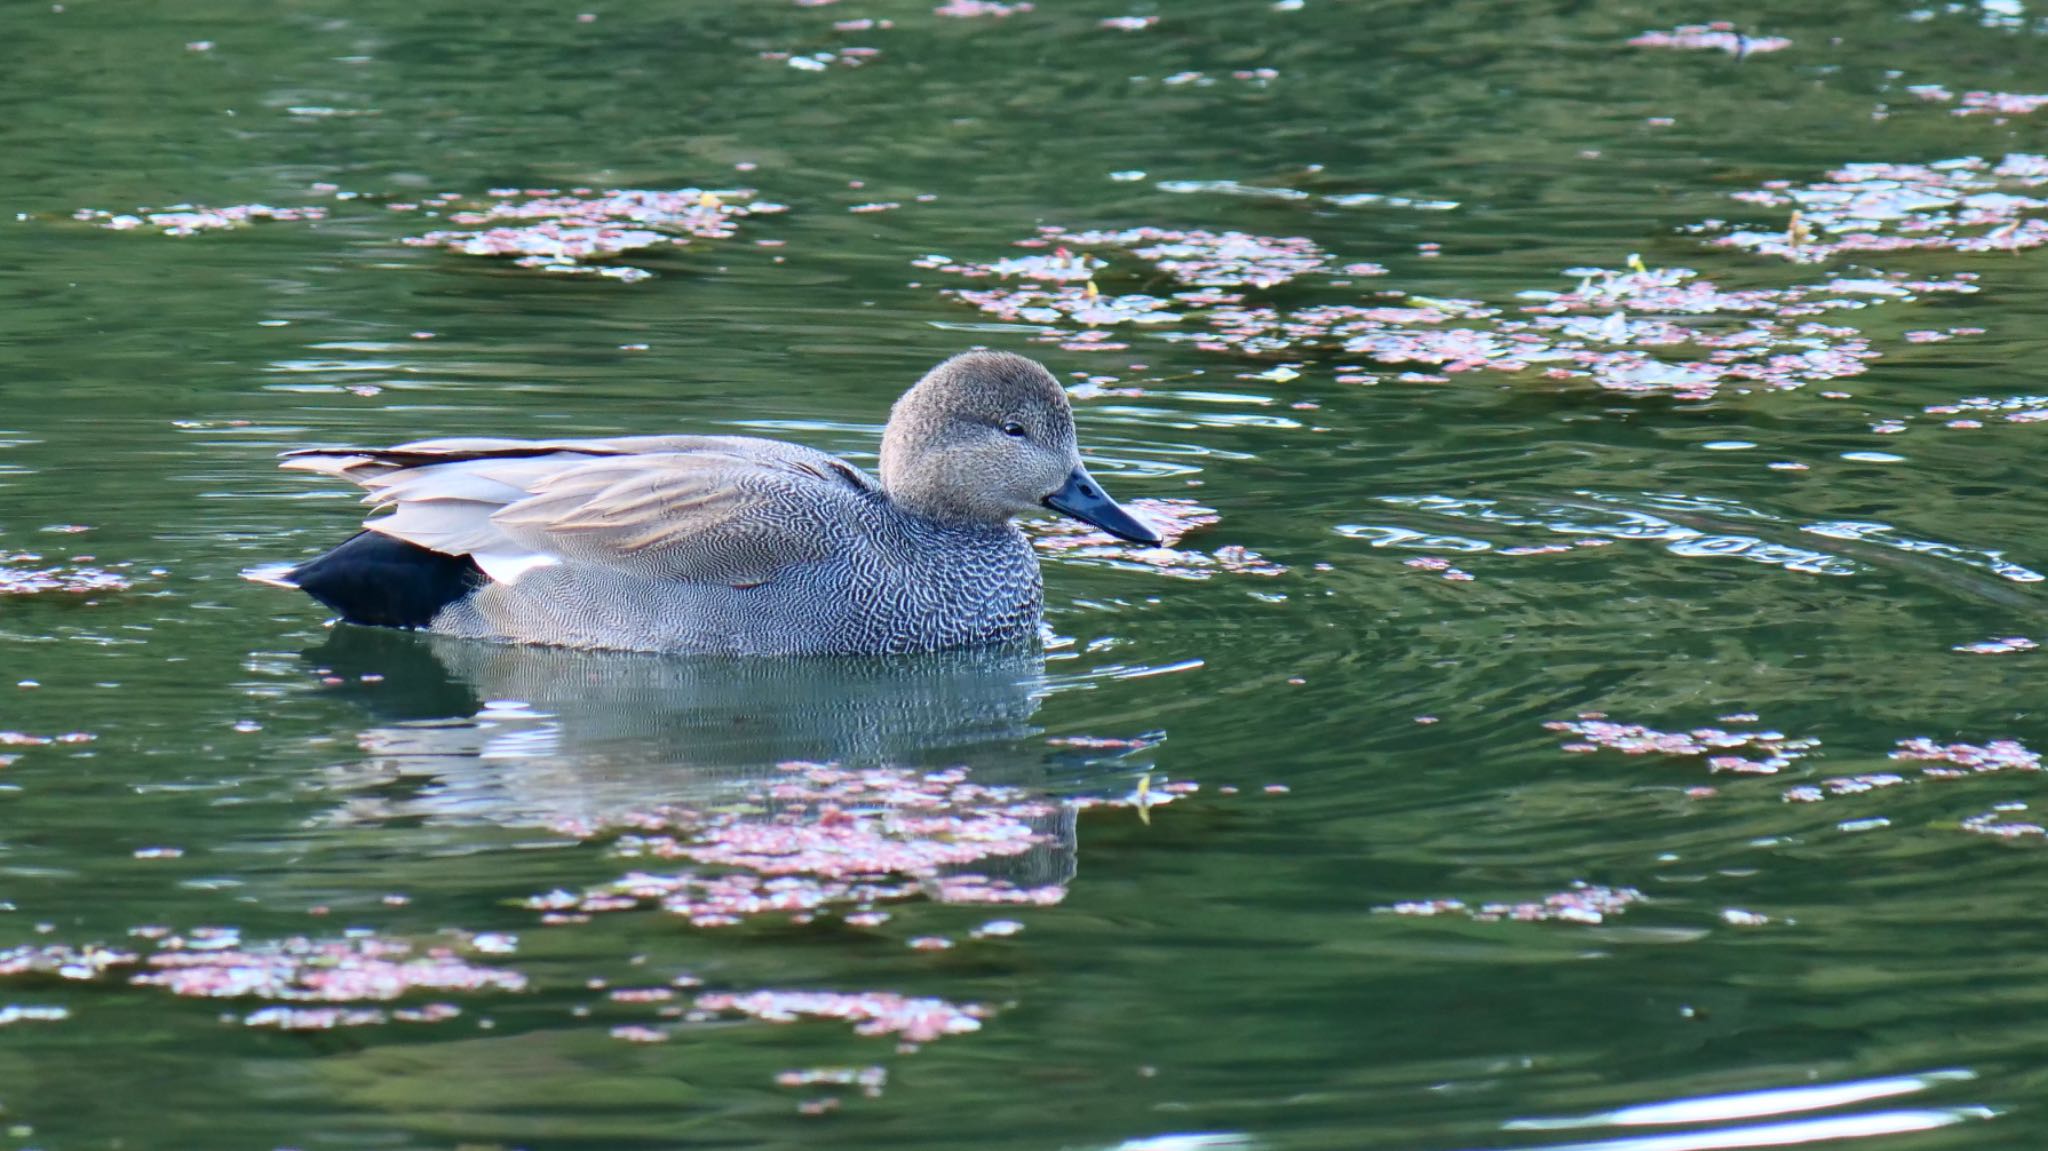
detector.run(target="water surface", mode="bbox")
[4,1,2048,1148]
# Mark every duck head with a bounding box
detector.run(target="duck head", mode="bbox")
[880,351,1160,545]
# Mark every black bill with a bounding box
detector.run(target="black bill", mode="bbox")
[1043,465,1161,545]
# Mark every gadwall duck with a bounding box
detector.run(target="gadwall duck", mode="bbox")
[252,351,1159,655]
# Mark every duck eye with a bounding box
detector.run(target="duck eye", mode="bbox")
[1000,421,1028,438]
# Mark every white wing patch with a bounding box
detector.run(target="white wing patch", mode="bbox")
[471,550,561,585]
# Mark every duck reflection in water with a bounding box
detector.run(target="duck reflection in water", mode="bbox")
[308,628,1102,897]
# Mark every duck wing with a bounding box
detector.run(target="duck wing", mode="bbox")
[283,436,880,588]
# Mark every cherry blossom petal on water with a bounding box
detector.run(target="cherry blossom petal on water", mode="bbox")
[244,1006,393,1030]
[1029,498,1285,579]
[1952,91,2048,117]
[1378,882,1644,925]
[1954,636,2037,654]
[1785,738,2041,803]
[401,187,781,282]
[693,989,988,1042]
[1890,737,2041,774]
[1547,714,1819,774]
[1628,23,1790,56]
[72,203,327,236]
[0,944,137,980]
[1187,262,1961,400]
[919,227,1353,344]
[521,761,1128,932]
[1698,154,2048,262]
[132,933,527,1001]
[609,1024,671,1043]
[925,225,1939,400]
[0,553,136,596]
[0,730,96,748]
[773,49,880,71]
[1961,808,2048,839]
[777,1065,888,1095]
[1920,394,2048,428]
[1047,226,1340,288]
[933,0,1030,15]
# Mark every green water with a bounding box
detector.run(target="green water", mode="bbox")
[6,1,2048,1147]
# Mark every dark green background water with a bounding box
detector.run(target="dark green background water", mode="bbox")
[5,1,2048,1147]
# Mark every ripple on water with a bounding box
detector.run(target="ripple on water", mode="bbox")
[1345,490,2044,584]
[24,4,2048,1142]
[1498,1069,1985,1148]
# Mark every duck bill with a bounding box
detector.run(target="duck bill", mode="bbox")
[1043,466,1161,545]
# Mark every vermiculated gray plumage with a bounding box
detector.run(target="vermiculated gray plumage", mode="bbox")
[257,352,1157,655]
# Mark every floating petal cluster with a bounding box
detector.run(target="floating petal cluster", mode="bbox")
[942,281,1181,340]
[78,184,784,284]
[0,930,522,1031]
[1547,712,1819,774]
[692,989,988,1042]
[244,1004,461,1030]
[766,48,883,71]
[131,930,528,1002]
[1954,636,2037,654]
[1889,736,2041,776]
[1339,264,1972,399]
[776,1065,889,1094]
[1378,882,1644,925]
[1908,85,2048,117]
[1783,737,2041,803]
[1781,772,1913,803]
[0,944,137,979]
[536,872,916,929]
[919,227,1352,346]
[1498,265,1977,398]
[70,203,328,236]
[1699,154,2048,262]
[0,553,134,596]
[1403,555,1475,582]
[525,761,1134,932]
[0,728,95,770]
[1154,69,1280,88]
[1957,91,2048,117]
[1029,498,1286,580]
[1961,806,2048,839]
[926,227,1971,398]
[402,187,782,282]
[1922,394,2048,428]
[1627,22,1791,56]
[0,730,95,749]
[934,0,1030,15]
[1045,226,1340,288]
